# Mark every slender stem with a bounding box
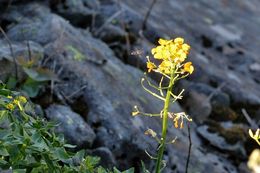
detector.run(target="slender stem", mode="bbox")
[155,71,175,173]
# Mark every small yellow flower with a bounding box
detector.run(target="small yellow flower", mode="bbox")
[158,38,172,46]
[13,99,19,105]
[174,37,184,45]
[182,43,190,53]
[153,46,173,60]
[183,62,194,74]
[6,103,15,110]
[158,61,172,74]
[146,61,157,72]
[7,96,13,99]
[175,50,187,63]
[18,96,27,103]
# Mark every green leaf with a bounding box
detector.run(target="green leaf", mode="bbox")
[0,110,8,123]
[0,88,11,96]
[141,161,150,173]
[13,169,27,173]
[97,166,109,173]
[0,146,9,156]
[53,147,70,160]
[30,133,48,152]
[113,167,135,173]
[21,78,43,98]
[23,67,57,82]
[6,76,17,89]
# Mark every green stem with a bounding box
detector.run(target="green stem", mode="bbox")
[155,71,175,173]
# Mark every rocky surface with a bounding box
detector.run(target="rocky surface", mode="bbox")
[0,0,259,172]
[45,104,96,149]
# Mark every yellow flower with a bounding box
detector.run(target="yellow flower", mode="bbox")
[18,96,27,103]
[182,43,190,53]
[6,103,15,110]
[158,61,172,74]
[174,37,184,45]
[151,46,162,59]
[158,38,172,45]
[13,99,19,105]
[183,62,194,74]
[150,37,193,76]
[147,61,157,72]
[175,50,187,63]
[152,46,169,59]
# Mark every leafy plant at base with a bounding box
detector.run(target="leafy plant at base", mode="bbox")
[132,37,194,172]
[5,53,57,98]
[0,84,134,173]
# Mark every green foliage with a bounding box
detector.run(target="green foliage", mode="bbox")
[0,84,135,173]
[5,54,56,98]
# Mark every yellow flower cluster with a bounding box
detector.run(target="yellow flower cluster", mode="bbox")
[5,95,27,111]
[6,103,15,110]
[147,37,194,75]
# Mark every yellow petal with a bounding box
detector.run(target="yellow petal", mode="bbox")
[182,43,190,52]
[174,37,184,44]
[158,38,172,45]
[147,61,157,72]
[183,62,194,74]
[151,48,156,54]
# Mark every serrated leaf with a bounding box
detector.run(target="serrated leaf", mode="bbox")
[53,147,70,160]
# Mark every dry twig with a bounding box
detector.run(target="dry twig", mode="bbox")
[0,26,18,79]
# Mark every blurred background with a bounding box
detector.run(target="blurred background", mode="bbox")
[0,0,260,172]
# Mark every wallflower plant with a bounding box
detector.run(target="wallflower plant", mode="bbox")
[132,37,194,173]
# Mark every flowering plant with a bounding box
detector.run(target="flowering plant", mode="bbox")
[132,37,194,172]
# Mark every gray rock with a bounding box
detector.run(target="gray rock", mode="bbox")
[122,0,260,120]
[179,81,237,122]
[197,123,246,159]
[45,104,96,149]
[51,0,99,28]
